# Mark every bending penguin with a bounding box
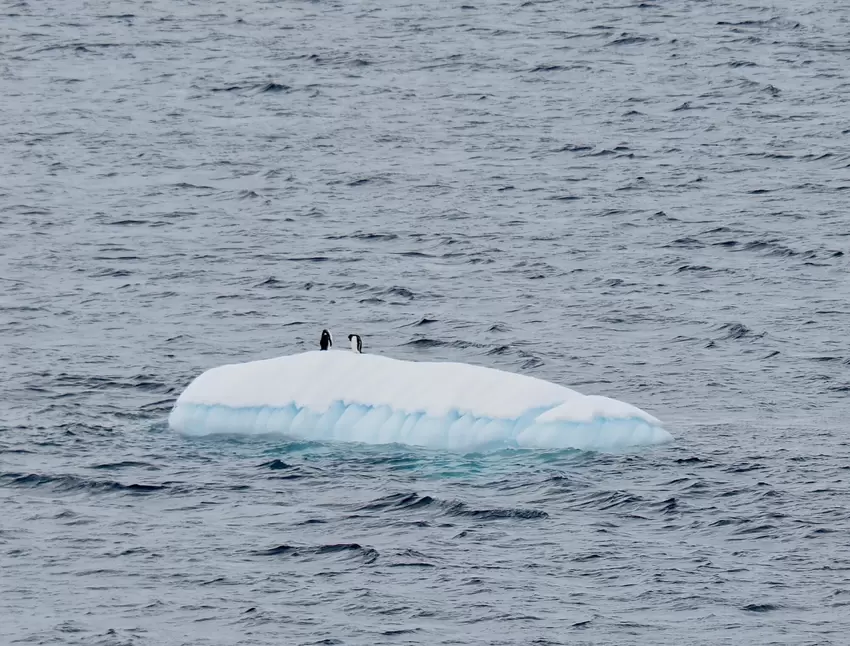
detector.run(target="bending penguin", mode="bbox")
[348,333,362,354]
[319,329,333,351]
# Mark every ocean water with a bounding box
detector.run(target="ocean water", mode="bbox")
[2,0,849,644]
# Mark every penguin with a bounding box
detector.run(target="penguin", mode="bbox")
[348,333,362,354]
[320,329,333,351]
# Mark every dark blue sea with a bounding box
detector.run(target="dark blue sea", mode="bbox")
[2,0,849,644]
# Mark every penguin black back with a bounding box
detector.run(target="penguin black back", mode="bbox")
[320,329,333,351]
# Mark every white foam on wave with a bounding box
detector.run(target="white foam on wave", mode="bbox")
[168,350,672,452]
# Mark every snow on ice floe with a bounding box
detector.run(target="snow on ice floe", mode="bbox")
[168,350,672,452]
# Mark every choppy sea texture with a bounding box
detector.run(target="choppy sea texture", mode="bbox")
[2,0,850,644]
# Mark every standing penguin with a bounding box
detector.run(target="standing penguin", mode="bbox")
[348,334,362,353]
[320,329,333,351]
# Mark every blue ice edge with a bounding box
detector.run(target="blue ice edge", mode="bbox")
[169,401,673,453]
